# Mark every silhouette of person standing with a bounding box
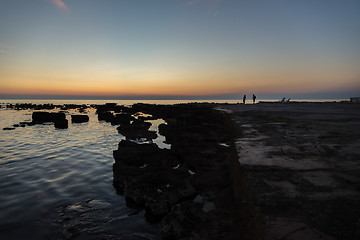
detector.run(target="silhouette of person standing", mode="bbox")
[252,94,256,104]
[243,95,246,104]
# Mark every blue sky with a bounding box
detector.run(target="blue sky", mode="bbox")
[1,0,359,99]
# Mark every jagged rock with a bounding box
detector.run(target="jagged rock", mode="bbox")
[95,103,131,115]
[113,140,197,220]
[71,114,89,123]
[97,111,114,122]
[116,119,157,140]
[159,201,204,240]
[112,105,238,239]
[112,113,134,125]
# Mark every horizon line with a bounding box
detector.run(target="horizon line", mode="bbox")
[0,93,357,101]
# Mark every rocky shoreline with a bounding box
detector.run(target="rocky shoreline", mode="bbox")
[2,101,359,239]
[2,102,257,239]
[111,103,252,239]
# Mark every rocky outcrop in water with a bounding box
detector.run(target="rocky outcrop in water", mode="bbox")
[113,140,196,221]
[71,115,89,123]
[32,111,68,129]
[116,119,157,140]
[4,103,90,111]
[113,104,242,239]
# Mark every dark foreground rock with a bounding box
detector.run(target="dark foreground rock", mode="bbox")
[113,104,257,239]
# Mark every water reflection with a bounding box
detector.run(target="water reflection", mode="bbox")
[0,107,162,239]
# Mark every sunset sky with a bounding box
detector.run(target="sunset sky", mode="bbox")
[1,0,359,99]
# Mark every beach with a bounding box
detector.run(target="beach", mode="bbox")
[218,102,360,240]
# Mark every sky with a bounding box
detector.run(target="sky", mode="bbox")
[0,0,359,99]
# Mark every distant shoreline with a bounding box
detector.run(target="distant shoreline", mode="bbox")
[0,98,353,107]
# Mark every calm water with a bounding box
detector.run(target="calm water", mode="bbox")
[0,104,166,239]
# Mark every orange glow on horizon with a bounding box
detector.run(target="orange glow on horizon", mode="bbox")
[1,61,359,97]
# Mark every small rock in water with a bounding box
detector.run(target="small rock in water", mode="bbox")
[32,111,66,123]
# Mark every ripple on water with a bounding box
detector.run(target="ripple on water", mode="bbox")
[0,108,162,239]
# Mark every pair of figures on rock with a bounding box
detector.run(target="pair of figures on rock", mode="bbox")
[243,94,256,104]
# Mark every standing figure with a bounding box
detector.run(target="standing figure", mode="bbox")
[243,95,246,104]
[252,94,256,104]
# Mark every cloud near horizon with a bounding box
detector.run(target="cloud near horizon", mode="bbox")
[48,0,67,10]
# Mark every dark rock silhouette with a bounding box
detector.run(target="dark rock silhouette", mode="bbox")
[31,111,68,129]
[112,104,243,239]
[54,118,68,129]
[71,115,89,123]
[95,103,138,125]
[112,113,134,125]
[116,119,157,140]
[97,111,114,122]
[32,111,66,123]
[113,140,195,220]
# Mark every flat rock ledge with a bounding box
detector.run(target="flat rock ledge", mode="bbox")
[112,104,261,240]
[219,102,360,240]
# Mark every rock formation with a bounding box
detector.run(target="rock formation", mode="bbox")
[71,115,89,123]
[112,104,243,239]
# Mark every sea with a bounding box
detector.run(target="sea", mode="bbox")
[0,98,346,239]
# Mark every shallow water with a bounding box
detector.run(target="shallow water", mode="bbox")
[0,107,162,239]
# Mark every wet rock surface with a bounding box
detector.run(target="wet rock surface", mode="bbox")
[112,104,241,239]
[219,102,360,240]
